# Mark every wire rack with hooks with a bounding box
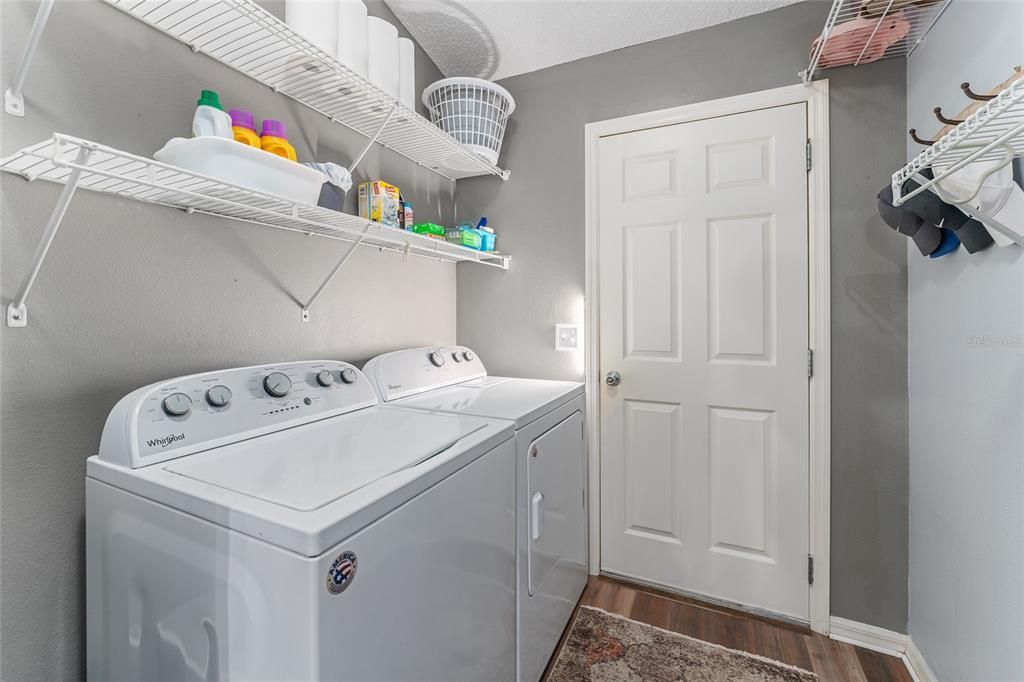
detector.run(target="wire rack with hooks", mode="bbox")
[893,78,1024,244]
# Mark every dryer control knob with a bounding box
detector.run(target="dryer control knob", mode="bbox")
[316,370,335,387]
[463,351,474,361]
[162,392,193,417]
[263,372,293,398]
[452,352,462,362]
[429,351,445,367]
[339,368,358,384]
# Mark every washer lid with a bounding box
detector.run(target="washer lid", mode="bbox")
[164,407,484,511]
[395,377,583,429]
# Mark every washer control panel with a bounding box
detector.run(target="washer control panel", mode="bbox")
[363,346,487,402]
[98,361,378,468]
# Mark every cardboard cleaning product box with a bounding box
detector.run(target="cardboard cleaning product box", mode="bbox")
[358,181,401,229]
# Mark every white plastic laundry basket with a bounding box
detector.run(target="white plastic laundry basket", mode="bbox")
[422,77,516,165]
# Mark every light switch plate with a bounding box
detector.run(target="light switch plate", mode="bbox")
[555,324,580,351]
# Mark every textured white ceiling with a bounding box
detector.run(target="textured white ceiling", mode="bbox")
[386,0,807,81]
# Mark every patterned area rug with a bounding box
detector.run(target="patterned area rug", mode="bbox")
[547,606,817,682]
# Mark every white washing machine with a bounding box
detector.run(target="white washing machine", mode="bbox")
[363,347,588,682]
[86,360,517,681]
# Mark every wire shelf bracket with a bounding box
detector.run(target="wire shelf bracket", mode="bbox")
[0,134,510,328]
[801,0,953,84]
[4,0,56,116]
[101,0,510,182]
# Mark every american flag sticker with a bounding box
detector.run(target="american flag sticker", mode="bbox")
[327,551,358,595]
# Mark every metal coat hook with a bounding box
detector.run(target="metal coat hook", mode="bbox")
[909,129,935,146]
[933,107,964,126]
[960,82,995,102]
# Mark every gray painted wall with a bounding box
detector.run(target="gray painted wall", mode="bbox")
[907,2,1024,678]
[456,1,910,631]
[0,1,455,679]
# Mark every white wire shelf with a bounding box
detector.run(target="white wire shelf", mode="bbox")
[802,0,952,83]
[0,134,508,326]
[101,0,509,182]
[0,134,509,268]
[893,79,1024,207]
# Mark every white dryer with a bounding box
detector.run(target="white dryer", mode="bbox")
[363,347,588,682]
[86,360,517,681]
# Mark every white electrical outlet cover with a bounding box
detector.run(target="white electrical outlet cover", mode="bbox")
[555,324,579,351]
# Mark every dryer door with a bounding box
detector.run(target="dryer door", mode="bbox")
[527,411,585,596]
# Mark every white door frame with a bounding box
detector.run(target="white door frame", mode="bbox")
[584,80,831,634]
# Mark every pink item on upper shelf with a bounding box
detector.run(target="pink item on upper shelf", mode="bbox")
[810,11,910,69]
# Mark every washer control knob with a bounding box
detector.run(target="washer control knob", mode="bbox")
[452,352,462,362]
[463,350,474,361]
[263,372,292,398]
[162,392,193,417]
[316,370,335,387]
[205,385,232,408]
[429,351,445,367]
[339,367,358,384]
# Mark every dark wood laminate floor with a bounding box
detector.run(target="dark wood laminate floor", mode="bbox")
[547,576,913,682]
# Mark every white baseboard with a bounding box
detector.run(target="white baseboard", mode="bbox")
[828,617,937,682]
[829,616,907,656]
[904,638,938,682]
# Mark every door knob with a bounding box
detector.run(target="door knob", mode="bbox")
[605,371,621,387]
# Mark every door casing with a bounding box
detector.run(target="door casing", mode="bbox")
[583,80,831,634]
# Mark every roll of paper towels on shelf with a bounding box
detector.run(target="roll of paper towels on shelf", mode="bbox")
[338,0,368,79]
[367,17,399,98]
[285,0,339,59]
[398,37,416,110]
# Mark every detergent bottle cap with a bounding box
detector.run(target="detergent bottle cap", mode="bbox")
[261,119,288,139]
[229,109,257,132]
[197,90,224,110]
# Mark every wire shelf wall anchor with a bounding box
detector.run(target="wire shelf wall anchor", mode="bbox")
[6,144,93,327]
[300,224,372,322]
[5,0,55,116]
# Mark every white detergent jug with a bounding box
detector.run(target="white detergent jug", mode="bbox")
[192,90,233,139]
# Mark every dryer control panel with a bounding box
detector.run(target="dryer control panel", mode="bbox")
[363,346,487,402]
[98,361,378,468]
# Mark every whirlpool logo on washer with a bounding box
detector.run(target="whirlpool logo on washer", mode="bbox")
[146,432,186,449]
[326,551,357,594]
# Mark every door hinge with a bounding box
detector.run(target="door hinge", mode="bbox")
[806,139,812,172]
[808,348,814,379]
[808,555,814,585]
[583,489,586,508]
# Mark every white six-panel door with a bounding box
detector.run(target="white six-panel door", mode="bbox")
[598,103,810,621]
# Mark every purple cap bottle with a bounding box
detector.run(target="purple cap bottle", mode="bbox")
[229,109,257,132]
[261,119,288,139]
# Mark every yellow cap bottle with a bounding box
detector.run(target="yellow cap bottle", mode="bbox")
[229,109,262,148]
[260,119,297,162]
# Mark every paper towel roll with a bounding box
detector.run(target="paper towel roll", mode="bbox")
[367,17,399,98]
[397,37,416,109]
[285,0,338,59]
[337,1,368,79]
